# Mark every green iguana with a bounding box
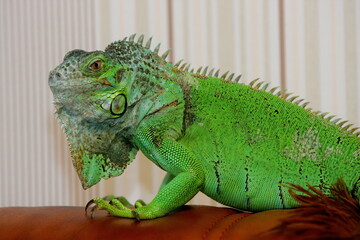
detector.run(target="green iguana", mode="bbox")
[49,34,360,220]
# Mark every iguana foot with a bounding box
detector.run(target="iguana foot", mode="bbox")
[85,196,147,220]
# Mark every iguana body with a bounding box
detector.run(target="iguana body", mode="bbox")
[49,34,360,219]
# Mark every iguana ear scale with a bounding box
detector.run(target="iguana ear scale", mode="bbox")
[110,94,127,116]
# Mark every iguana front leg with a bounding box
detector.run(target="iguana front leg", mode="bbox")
[89,123,205,220]
[159,172,176,190]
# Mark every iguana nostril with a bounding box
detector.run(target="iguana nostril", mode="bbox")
[56,72,62,79]
[48,71,63,87]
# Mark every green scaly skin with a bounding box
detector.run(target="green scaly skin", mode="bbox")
[49,34,360,219]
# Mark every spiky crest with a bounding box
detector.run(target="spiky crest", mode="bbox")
[202,66,209,75]
[208,68,215,76]
[111,34,360,137]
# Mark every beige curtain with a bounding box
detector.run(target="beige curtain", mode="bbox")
[0,0,359,207]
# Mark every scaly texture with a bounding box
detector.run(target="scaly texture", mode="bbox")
[49,34,360,220]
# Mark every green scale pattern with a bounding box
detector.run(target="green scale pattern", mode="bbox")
[179,77,359,211]
[49,34,360,219]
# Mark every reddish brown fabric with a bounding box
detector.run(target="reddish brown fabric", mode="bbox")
[0,205,296,240]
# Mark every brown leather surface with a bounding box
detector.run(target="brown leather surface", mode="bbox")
[0,205,293,240]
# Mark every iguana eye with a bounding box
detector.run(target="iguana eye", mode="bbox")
[89,60,103,71]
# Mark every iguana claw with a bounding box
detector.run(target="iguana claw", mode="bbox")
[85,199,100,218]
[132,210,140,221]
[84,196,147,219]
[85,198,95,213]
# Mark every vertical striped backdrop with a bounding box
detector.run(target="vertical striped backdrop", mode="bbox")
[0,0,359,207]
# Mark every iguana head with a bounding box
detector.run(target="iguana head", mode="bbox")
[49,35,170,189]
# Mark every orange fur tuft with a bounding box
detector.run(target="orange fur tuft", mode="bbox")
[265,179,360,239]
